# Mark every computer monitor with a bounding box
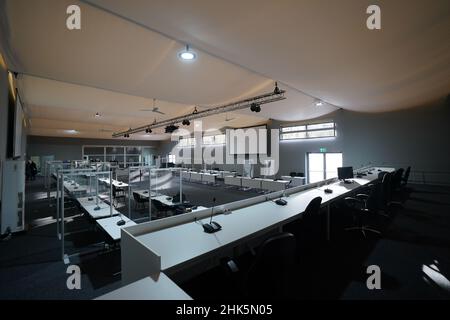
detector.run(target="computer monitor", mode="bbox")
[338,166,354,182]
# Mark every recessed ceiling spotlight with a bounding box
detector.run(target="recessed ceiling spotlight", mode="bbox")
[178,45,196,61]
[95,112,101,118]
[315,100,324,107]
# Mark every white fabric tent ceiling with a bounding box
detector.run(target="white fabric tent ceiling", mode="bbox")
[2,0,449,140]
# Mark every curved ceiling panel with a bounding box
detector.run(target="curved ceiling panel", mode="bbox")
[85,0,450,112]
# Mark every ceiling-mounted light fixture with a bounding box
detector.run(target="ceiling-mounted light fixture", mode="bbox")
[165,124,179,133]
[145,128,152,134]
[178,45,196,61]
[112,89,286,138]
[274,81,281,94]
[250,103,261,112]
[95,112,101,118]
[315,100,324,107]
[182,119,190,126]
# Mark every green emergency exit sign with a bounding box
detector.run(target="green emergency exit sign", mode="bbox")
[319,147,327,153]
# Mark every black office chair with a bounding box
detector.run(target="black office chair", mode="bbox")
[389,168,405,206]
[151,199,170,218]
[289,172,297,177]
[283,197,323,258]
[133,192,148,210]
[401,166,411,187]
[297,172,305,177]
[172,192,188,204]
[223,232,296,298]
[112,185,126,208]
[344,183,382,237]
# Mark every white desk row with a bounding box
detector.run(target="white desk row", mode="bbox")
[120,167,395,298]
[281,176,306,187]
[76,196,120,219]
[98,178,129,188]
[63,180,88,194]
[96,214,137,241]
[225,176,290,191]
[181,171,219,184]
[76,196,137,241]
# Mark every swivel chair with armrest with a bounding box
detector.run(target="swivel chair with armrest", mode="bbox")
[343,187,381,237]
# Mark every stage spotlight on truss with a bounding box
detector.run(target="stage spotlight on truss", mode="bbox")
[112,89,286,138]
[250,103,261,112]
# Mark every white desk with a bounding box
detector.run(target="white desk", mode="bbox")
[262,179,290,191]
[281,176,306,187]
[135,167,395,274]
[133,190,159,199]
[202,173,218,184]
[224,175,242,187]
[63,181,88,194]
[190,172,203,182]
[152,195,178,206]
[181,171,191,180]
[96,214,137,241]
[96,274,191,300]
[98,178,129,188]
[77,196,120,219]
[241,177,262,189]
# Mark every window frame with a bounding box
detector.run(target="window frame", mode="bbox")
[280,121,336,140]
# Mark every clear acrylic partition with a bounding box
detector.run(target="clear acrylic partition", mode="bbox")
[128,166,151,222]
[149,168,183,220]
[58,169,113,263]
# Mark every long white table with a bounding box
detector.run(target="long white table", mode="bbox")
[241,177,263,189]
[190,172,203,182]
[98,178,129,188]
[96,214,137,241]
[134,167,395,275]
[133,190,159,198]
[77,196,120,219]
[281,176,306,187]
[63,181,88,194]
[224,175,242,187]
[95,274,191,300]
[261,179,290,191]
[201,173,218,184]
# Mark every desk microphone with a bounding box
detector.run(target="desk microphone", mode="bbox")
[117,217,126,226]
[203,197,222,233]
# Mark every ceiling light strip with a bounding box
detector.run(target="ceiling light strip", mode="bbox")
[112,90,286,137]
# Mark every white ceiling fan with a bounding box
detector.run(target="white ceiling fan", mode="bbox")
[139,99,165,115]
[224,113,235,122]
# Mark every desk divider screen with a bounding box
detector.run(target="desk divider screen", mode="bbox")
[121,228,161,285]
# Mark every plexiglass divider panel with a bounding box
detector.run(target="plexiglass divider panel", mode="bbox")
[58,169,113,263]
[149,168,183,220]
[128,166,151,222]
